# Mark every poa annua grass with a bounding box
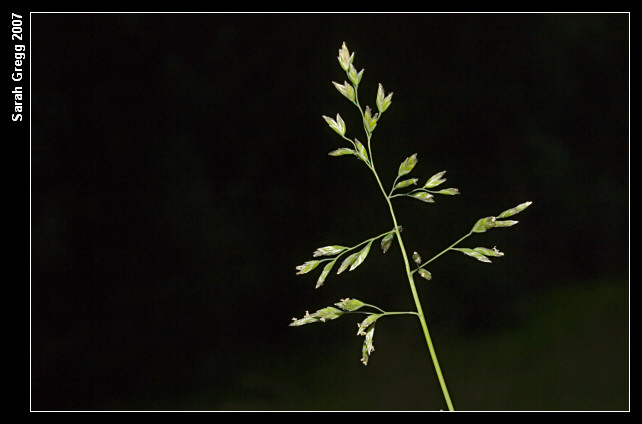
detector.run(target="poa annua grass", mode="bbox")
[291,43,532,411]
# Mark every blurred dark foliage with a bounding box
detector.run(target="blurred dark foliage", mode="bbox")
[30,13,628,410]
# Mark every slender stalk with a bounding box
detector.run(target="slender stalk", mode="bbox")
[366,133,455,411]
[382,310,419,316]
[412,232,472,275]
[348,310,419,317]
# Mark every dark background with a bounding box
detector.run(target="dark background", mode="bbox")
[30,13,629,411]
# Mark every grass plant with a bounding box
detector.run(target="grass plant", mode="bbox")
[291,43,532,411]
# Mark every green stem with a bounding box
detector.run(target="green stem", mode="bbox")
[315,228,396,266]
[349,72,454,410]
[412,232,472,276]
[361,302,387,314]
[367,136,455,412]
[348,310,418,317]
[381,310,419,317]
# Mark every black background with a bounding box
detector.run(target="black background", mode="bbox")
[29,12,628,411]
